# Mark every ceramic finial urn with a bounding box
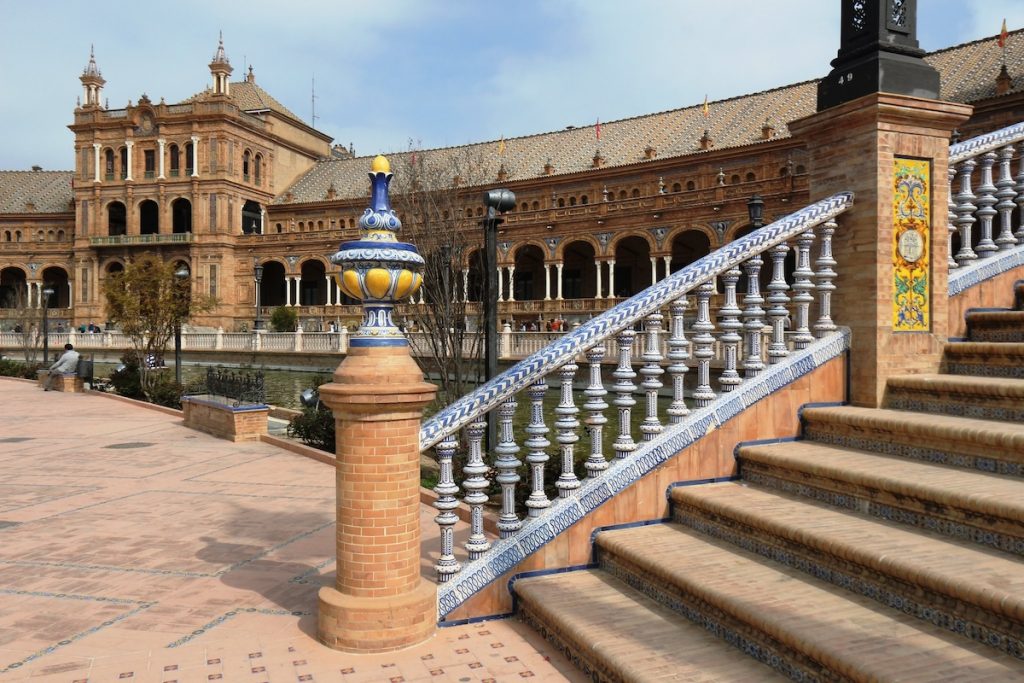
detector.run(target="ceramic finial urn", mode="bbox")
[330,155,424,346]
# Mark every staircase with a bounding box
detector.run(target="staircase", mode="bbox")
[514,289,1024,681]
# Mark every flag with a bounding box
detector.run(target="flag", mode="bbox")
[702,95,709,118]
[999,18,1008,48]
[595,119,601,141]
[497,136,506,155]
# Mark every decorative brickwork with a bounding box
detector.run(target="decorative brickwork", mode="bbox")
[181,396,268,442]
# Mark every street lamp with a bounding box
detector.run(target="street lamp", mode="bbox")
[747,194,765,229]
[173,265,190,387]
[41,285,55,363]
[253,259,265,331]
[481,188,516,447]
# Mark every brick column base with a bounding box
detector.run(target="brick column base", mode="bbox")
[317,345,437,652]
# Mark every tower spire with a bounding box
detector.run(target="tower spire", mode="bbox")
[209,31,233,97]
[79,45,105,109]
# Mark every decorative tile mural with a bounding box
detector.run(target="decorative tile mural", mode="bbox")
[893,158,930,331]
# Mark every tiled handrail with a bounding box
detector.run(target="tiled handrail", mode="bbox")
[949,121,1024,165]
[419,192,853,453]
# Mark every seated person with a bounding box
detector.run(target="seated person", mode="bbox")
[45,343,80,391]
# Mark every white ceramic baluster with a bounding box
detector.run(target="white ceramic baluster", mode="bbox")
[433,435,461,581]
[947,165,958,268]
[813,220,838,338]
[954,158,978,264]
[718,268,743,392]
[692,281,717,408]
[583,346,609,479]
[639,313,664,441]
[974,151,999,257]
[995,145,1018,250]
[612,330,637,459]
[1016,143,1024,244]
[791,231,816,350]
[554,361,581,499]
[493,397,521,538]
[666,299,690,423]
[766,244,790,364]
[524,381,551,517]
[462,421,490,560]
[742,254,765,378]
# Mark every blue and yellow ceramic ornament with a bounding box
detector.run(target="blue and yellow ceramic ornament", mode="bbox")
[330,155,424,346]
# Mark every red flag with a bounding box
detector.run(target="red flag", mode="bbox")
[999,18,1008,48]
[595,119,601,141]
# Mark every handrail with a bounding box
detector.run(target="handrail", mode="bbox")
[419,191,854,452]
[949,121,1024,165]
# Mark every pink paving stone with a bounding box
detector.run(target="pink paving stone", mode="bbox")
[0,378,586,682]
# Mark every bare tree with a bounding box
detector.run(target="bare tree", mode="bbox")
[3,284,44,365]
[389,144,490,405]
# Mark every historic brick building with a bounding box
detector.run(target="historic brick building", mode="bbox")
[0,32,1021,330]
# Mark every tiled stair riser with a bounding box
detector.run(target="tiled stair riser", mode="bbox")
[515,608,605,683]
[968,328,1024,343]
[800,427,1024,477]
[945,361,1024,379]
[884,390,1024,423]
[595,554,827,683]
[671,505,1024,658]
[738,464,1024,556]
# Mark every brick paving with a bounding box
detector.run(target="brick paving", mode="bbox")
[0,379,584,682]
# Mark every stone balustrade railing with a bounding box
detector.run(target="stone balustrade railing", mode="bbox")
[947,122,1024,271]
[416,192,853,601]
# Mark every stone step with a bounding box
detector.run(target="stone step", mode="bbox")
[944,342,1024,380]
[884,373,1024,423]
[671,482,1024,658]
[738,440,1024,556]
[514,569,787,682]
[967,310,1024,342]
[800,405,1024,476]
[594,523,1024,681]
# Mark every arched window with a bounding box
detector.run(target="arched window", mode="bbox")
[104,149,115,180]
[37,230,44,241]
[569,196,576,206]
[730,174,740,185]
[631,188,640,198]
[139,199,159,235]
[169,144,180,176]
[531,201,539,210]
[520,202,528,211]
[15,230,22,242]
[779,166,789,177]
[476,207,483,217]
[745,172,756,182]
[2,230,10,242]
[185,142,195,174]
[275,223,283,233]
[672,183,681,193]
[317,220,324,230]
[119,147,128,179]
[57,230,65,240]
[47,229,56,241]
[686,180,695,191]
[618,190,627,200]
[557,197,565,208]
[466,208,473,218]
[795,164,806,174]
[242,150,251,181]
[349,218,355,228]
[298,221,305,231]
[107,201,127,236]
[254,154,262,185]
[581,195,589,204]
[171,198,192,233]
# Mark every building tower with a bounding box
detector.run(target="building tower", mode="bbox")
[209,32,233,97]
[79,46,105,109]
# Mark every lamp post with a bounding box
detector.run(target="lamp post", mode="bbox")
[747,194,765,229]
[253,259,265,331]
[173,265,189,387]
[41,286,54,363]
[481,188,516,447]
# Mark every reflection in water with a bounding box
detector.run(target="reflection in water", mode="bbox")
[94,362,334,409]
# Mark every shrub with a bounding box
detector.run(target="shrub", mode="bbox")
[270,306,297,332]
[0,358,41,379]
[109,353,144,399]
[288,403,335,452]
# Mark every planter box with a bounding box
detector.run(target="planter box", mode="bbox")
[182,395,269,442]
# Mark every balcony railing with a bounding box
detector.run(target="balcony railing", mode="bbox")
[89,233,193,246]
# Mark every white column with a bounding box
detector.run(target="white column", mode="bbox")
[607,260,616,298]
[157,139,166,179]
[462,268,469,302]
[596,261,604,299]
[544,264,552,300]
[497,267,504,302]
[67,282,73,308]
[663,255,672,279]
[124,140,134,181]
[556,262,564,300]
[285,276,293,306]
[650,256,658,283]
[190,135,199,177]
[334,278,341,306]
[92,143,101,182]
[325,275,334,305]
[507,266,516,302]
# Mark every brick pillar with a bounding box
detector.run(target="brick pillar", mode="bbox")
[316,345,437,652]
[789,93,971,407]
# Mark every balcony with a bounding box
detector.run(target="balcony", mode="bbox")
[89,233,193,247]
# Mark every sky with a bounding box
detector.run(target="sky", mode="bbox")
[1,0,1022,171]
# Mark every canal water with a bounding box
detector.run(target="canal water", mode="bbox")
[94,362,333,409]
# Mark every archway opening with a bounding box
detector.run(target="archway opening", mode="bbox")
[41,267,70,309]
[259,261,286,307]
[613,236,652,297]
[466,249,484,302]
[172,198,192,233]
[0,267,27,308]
[139,199,159,235]
[512,244,545,301]
[107,201,127,237]
[562,240,597,299]
[299,260,327,306]
[241,200,262,234]
[670,230,712,273]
